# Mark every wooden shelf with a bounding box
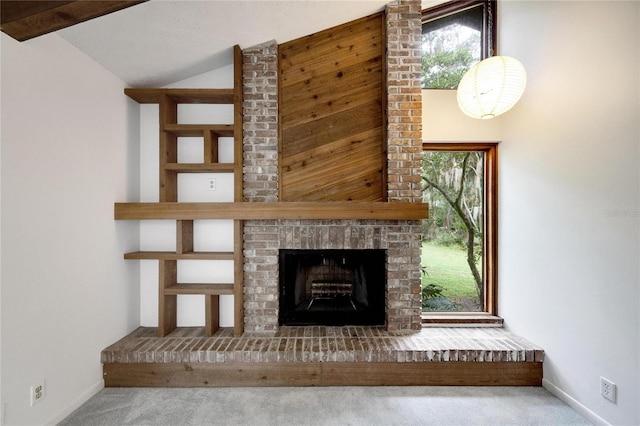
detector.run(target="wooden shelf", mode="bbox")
[164,163,235,173]
[163,124,234,137]
[121,47,251,337]
[125,88,235,104]
[115,202,429,221]
[164,284,234,296]
[124,251,234,260]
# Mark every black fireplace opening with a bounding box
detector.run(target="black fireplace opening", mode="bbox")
[279,249,386,326]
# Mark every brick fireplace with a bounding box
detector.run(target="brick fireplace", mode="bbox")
[243,220,422,332]
[241,0,423,334]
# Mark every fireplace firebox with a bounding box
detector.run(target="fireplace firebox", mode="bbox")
[279,249,386,326]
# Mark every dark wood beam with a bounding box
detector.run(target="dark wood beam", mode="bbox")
[1,1,147,42]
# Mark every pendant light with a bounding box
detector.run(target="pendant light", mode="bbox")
[457,56,527,119]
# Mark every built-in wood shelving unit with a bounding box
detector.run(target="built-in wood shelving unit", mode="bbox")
[119,46,244,338]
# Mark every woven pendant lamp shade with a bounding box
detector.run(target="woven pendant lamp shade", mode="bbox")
[457,56,527,119]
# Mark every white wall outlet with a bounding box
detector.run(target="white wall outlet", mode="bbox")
[207,178,216,191]
[600,377,616,403]
[30,381,45,406]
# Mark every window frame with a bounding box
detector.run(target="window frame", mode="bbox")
[421,142,500,324]
[421,0,498,89]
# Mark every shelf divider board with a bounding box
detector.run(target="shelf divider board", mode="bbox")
[234,220,244,336]
[204,130,219,164]
[233,45,244,204]
[164,124,234,137]
[205,295,220,336]
[125,88,235,104]
[163,163,234,173]
[124,251,234,260]
[159,260,178,337]
[177,220,194,255]
[163,284,234,295]
[233,45,245,337]
[159,94,178,202]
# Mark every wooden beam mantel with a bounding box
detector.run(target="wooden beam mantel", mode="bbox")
[114,202,428,221]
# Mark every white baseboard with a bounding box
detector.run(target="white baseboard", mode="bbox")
[46,379,104,426]
[542,378,609,426]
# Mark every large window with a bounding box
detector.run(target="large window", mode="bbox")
[422,0,497,89]
[421,143,497,316]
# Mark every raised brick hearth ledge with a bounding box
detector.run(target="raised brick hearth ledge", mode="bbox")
[101,327,544,387]
[103,326,543,364]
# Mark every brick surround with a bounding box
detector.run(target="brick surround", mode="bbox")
[241,0,423,334]
[386,0,423,203]
[241,40,279,203]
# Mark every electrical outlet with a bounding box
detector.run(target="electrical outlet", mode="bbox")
[600,377,616,403]
[30,381,45,406]
[207,178,216,191]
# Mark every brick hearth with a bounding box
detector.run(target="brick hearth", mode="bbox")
[102,327,544,365]
[101,326,543,387]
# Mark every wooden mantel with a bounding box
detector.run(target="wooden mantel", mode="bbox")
[114,202,428,221]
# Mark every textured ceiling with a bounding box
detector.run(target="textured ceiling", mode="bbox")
[57,0,393,87]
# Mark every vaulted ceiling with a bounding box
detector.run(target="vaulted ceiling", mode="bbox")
[3,0,400,87]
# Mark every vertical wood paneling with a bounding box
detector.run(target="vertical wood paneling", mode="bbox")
[279,13,386,201]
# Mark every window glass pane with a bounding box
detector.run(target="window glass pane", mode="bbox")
[421,151,484,312]
[421,5,483,89]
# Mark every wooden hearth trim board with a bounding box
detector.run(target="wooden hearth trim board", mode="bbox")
[104,362,542,387]
[114,201,428,220]
[102,327,543,387]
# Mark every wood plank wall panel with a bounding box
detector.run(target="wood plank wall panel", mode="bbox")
[279,13,386,201]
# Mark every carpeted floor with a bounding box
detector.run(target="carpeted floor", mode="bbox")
[59,386,591,425]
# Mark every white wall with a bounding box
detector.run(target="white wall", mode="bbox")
[497,2,639,425]
[422,89,503,141]
[422,2,639,424]
[0,33,140,425]
[138,66,236,327]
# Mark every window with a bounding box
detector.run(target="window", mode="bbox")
[421,143,497,318]
[422,0,497,89]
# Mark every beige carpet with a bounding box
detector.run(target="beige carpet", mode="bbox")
[59,386,590,425]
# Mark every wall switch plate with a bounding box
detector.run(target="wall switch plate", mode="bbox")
[600,377,616,403]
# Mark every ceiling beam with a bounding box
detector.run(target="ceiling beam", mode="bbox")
[1,1,147,42]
